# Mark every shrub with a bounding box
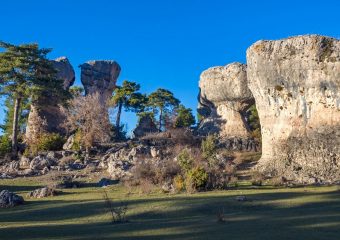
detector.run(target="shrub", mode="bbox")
[177,148,194,172]
[186,166,208,191]
[0,135,11,157]
[201,134,217,162]
[156,160,181,183]
[37,133,65,151]
[173,175,185,192]
[102,190,128,223]
[71,130,82,151]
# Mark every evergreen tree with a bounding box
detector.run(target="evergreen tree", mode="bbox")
[173,104,195,128]
[0,41,68,158]
[111,80,147,129]
[0,96,30,139]
[147,88,180,131]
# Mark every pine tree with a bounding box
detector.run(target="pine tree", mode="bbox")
[111,80,147,129]
[147,88,180,131]
[0,41,68,158]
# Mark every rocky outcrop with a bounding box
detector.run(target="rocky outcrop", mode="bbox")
[80,60,121,103]
[133,114,158,138]
[27,187,57,198]
[247,35,340,183]
[0,190,24,208]
[25,57,75,142]
[198,63,255,138]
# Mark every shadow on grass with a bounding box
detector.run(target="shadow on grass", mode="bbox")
[1,188,340,239]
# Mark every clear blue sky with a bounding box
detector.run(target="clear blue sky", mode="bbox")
[1,0,339,134]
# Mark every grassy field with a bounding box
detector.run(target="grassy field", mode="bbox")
[1,177,340,240]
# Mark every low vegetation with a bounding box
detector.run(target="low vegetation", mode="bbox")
[1,177,340,240]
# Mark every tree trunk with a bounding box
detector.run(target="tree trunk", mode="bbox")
[115,101,123,129]
[159,108,163,132]
[11,97,21,159]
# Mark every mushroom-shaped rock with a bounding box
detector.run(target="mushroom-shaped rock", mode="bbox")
[247,35,340,183]
[80,60,121,103]
[52,57,75,89]
[25,57,75,142]
[198,62,254,138]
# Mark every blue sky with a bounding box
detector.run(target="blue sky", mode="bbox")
[1,0,339,134]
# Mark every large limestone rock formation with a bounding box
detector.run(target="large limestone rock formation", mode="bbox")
[25,57,75,141]
[247,35,340,183]
[198,63,254,138]
[80,60,121,103]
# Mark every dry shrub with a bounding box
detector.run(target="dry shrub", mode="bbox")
[138,179,155,194]
[102,190,128,223]
[173,175,185,192]
[207,169,230,190]
[251,171,264,186]
[156,160,181,183]
[62,92,111,153]
[216,208,226,223]
[267,176,285,187]
[131,160,157,184]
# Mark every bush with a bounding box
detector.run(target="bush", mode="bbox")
[186,166,208,192]
[173,175,185,192]
[27,133,66,155]
[37,133,65,151]
[0,135,11,157]
[177,148,194,172]
[201,134,217,160]
[71,130,82,151]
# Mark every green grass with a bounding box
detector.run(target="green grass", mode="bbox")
[1,177,340,240]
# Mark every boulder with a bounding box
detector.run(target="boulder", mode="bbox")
[30,154,57,171]
[63,134,75,150]
[0,190,24,208]
[25,57,75,142]
[246,35,340,183]
[27,187,57,198]
[80,60,121,103]
[98,178,119,187]
[197,63,254,138]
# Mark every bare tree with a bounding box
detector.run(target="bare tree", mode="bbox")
[62,92,111,159]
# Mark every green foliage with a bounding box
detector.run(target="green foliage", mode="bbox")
[177,148,194,172]
[111,124,128,141]
[186,166,208,191]
[111,80,147,129]
[69,86,84,98]
[28,133,66,154]
[147,88,180,131]
[71,130,82,151]
[137,111,155,123]
[174,104,195,128]
[0,135,11,156]
[111,81,147,112]
[201,135,217,160]
[0,96,30,137]
[247,104,261,141]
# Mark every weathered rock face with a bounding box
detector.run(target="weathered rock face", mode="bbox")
[133,115,158,138]
[0,190,24,208]
[247,35,340,183]
[80,60,121,103]
[27,187,57,198]
[25,57,75,141]
[198,63,254,138]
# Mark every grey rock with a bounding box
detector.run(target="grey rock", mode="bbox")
[0,190,24,208]
[98,178,119,187]
[30,155,57,171]
[80,60,121,103]
[27,187,57,198]
[63,135,75,150]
